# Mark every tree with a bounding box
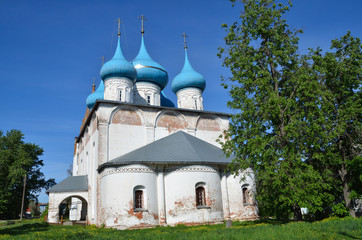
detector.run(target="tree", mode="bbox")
[311,32,362,217]
[0,129,55,219]
[218,0,336,220]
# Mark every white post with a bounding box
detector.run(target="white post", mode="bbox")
[220,171,230,219]
[157,168,166,225]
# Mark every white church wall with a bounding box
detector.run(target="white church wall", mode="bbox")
[106,106,147,161]
[226,170,259,220]
[108,124,145,160]
[195,114,229,147]
[163,165,224,225]
[99,164,158,229]
[69,198,82,221]
[154,111,188,141]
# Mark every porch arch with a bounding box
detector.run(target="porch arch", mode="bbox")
[48,191,88,224]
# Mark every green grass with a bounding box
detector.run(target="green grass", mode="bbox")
[0,217,361,240]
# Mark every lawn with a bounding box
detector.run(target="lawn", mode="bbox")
[0,217,361,240]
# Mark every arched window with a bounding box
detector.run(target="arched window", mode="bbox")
[119,90,122,101]
[135,190,143,209]
[242,187,250,205]
[147,95,151,104]
[133,186,146,211]
[195,99,198,109]
[196,186,206,206]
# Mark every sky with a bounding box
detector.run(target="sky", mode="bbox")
[0,0,361,203]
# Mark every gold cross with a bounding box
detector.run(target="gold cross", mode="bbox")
[115,18,122,36]
[138,14,148,35]
[182,32,188,49]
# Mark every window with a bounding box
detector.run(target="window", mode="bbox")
[196,186,206,206]
[195,99,198,109]
[147,95,151,104]
[133,186,146,211]
[135,190,143,209]
[119,90,122,101]
[242,187,250,205]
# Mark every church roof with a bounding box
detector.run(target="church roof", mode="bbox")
[46,175,88,193]
[99,131,234,171]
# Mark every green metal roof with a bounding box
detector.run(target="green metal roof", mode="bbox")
[46,175,88,193]
[99,131,234,171]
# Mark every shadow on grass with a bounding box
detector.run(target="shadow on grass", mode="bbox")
[0,221,50,236]
[338,231,362,239]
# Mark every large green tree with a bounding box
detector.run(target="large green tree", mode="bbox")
[0,129,55,219]
[218,0,336,220]
[311,32,362,217]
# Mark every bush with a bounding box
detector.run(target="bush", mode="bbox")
[331,203,349,217]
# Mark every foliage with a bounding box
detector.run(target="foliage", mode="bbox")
[331,203,349,218]
[40,204,48,219]
[28,200,40,217]
[0,218,361,239]
[218,0,335,220]
[310,32,362,217]
[0,129,55,219]
[218,0,361,219]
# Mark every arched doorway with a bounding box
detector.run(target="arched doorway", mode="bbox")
[58,195,87,222]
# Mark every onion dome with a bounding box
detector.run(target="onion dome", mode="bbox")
[132,36,168,90]
[160,91,175,107]
[171,49,206,93]
[100,37,137,82]
[86,80,104,109]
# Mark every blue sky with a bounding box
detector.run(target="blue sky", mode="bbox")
[0,0,361,203]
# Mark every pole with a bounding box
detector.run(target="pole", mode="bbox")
[20,174,27,221]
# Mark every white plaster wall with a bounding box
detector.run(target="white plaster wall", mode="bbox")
[99,164,158,229]
[195,130,222,147]
[70,198,82,221]
[108,124,146,160]
[226,170,258,220]
[164,165,224,225]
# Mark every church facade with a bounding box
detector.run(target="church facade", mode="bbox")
[47,20,258,229]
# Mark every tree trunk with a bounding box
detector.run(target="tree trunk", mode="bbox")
[340,164,356,217]
[293,205,302,221]
[338,135,356,218]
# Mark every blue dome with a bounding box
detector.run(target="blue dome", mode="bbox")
[100,37,137,82]
[86,80,104,109]
[171,50,206,93]
[160,91,175,107]
[132,36,168,90]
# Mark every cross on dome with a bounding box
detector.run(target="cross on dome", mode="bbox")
[182,32,188,49]
[116,18,122,36]
[138,14,148,35]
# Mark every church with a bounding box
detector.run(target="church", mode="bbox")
[47,18,259,229]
